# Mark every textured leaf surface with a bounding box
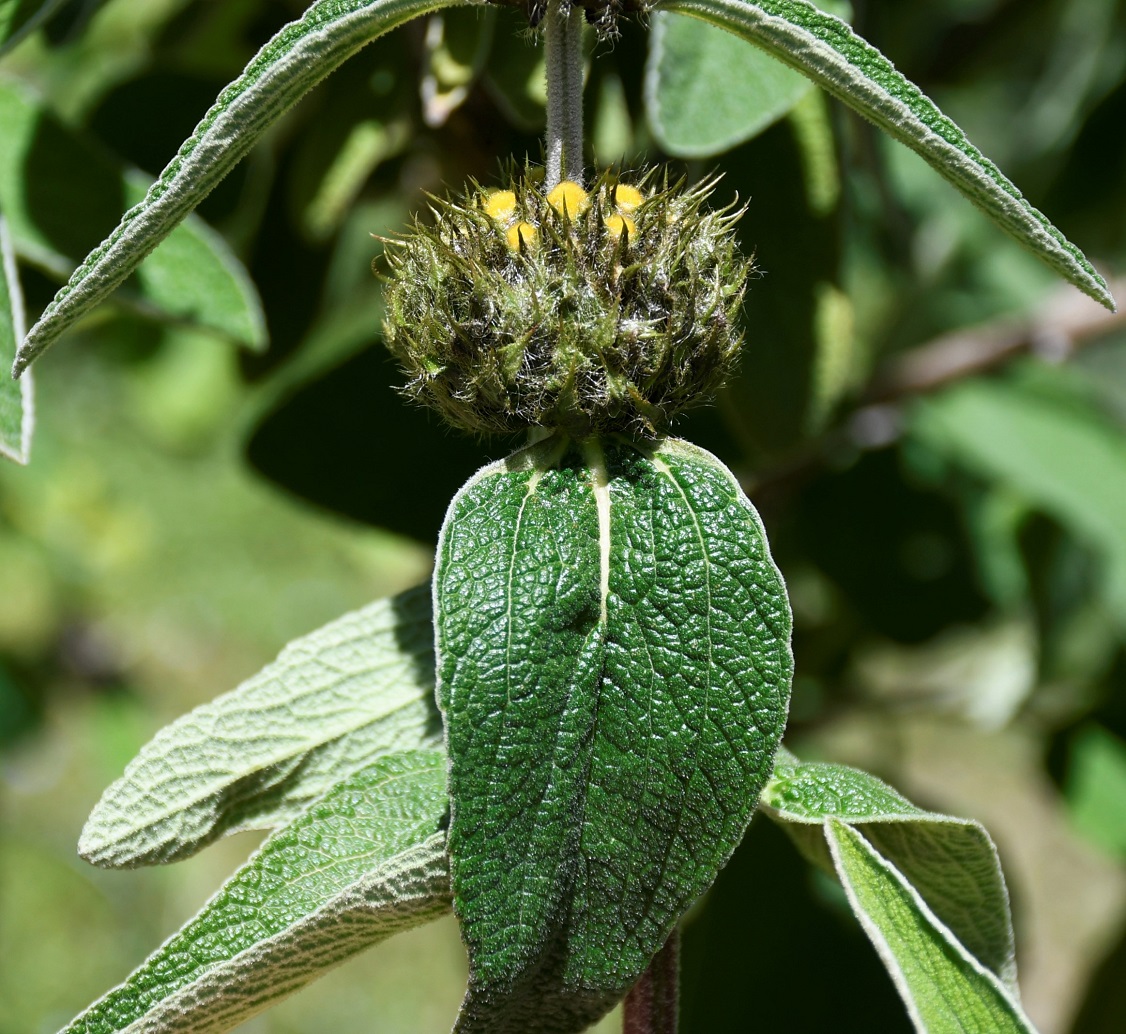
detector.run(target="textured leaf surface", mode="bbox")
[765,753,1017,994]
[827,820,1037,1033]
[13,0,468,376]
[661,0,1113,310]
[0,215,32,463]
[81,585,441,867]
[61,750,451,1034]
[436,435,792,1033]
[0,79,263,355]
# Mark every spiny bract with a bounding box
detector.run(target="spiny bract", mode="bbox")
[382,168,752,438]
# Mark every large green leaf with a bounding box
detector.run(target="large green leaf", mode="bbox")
[661,0,1113,310]
[0,215,32,463]
[764,753,1021,1003]
[828,820,1037,1033]
[0,79,264,353]
[436,435,793,1033]
[80,585,441,868]
[13,0,469,376]
[60,750,451,1034]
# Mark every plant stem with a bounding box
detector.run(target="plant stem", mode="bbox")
[622,930,680,1034]
[544,0,584,188]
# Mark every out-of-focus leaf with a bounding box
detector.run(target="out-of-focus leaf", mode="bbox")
[13,0,468,376]
[0,0,67,56]
[644,3,851,158]
[661,0,1114,310]
[1,215,33,463]
[764,753,1018,993]
[420,7,494,127]
[0,79,264,355]
[61,751,451,1034]
[910,377,1126,622]
[80,584,441,867]
[827,820,1037,1033]
[1067,724,1126,859]
[645,12,813,157]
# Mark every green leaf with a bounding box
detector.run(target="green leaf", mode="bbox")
[0,79,264,356]
[1,215,33,463]
[0,0,67,56]
[645,12,813,157]
[60,750,451,1034]
[827,820,1037,1033]
[13,0,468,376]
[764,754,1018,995]
[910,377,1126,623]
[436,435,793,1033]
[660,0,1114,310]
[80,585,441,867]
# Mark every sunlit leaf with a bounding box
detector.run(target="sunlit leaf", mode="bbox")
[827,820,1037,1033]
[13,0,469,376]
[438,436,792,1033]
[661,0,1114,310]
[764,752,1018,992]
[80,585,441,867]
[0,215,33,463]
[61,751,451,1034]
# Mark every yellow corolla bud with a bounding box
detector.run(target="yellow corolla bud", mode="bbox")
[484,189,518,224]
[612,184,644,214]
[506,221,539,251]
[605,214,636,240]
[546,181,591,219]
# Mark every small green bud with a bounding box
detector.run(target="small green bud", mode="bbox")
[381,167,752,438]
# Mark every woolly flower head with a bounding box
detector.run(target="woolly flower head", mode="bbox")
[381,167,752,438]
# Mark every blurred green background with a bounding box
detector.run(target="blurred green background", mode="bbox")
[2,0,1126,1031]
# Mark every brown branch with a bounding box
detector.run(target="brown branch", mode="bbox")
[862,275,1126,405]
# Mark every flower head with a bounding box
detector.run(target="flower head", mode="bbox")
[381,167,752,438]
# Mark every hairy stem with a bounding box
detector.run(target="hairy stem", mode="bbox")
[544,0,584,188]
[622,930,680,1034]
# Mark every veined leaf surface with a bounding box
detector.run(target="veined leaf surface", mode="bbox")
[436,435,792,1033]
[1,214,32,463]
[81,585,440,868]
[828,820,1037,1033]
[661,0,1113,310]
[765,752,1021,1006]
[13,0,470,376]
[60,750,451,1034]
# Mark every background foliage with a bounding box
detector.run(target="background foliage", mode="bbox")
[2,0,1126,1031]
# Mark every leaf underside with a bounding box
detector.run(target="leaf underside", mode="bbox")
[61,750,451,1034]
[764,753,1031,1029]
[828,821,1036,1033]
[13,0,469,376]
[80,584,441,868]
[662,0,1114,310]
[436,435,793,1033]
